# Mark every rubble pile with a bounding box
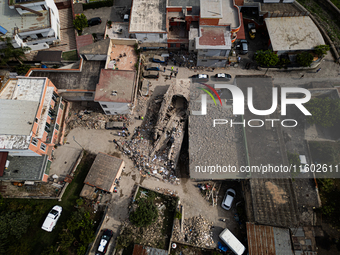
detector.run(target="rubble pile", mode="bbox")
[173,215,214,248]
[65,110,131,133]
[168,51,197,68]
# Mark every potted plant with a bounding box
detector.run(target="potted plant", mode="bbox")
[107,20,112,28]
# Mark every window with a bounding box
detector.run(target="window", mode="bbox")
[85,92,93,97]
[31,138,38,146]
[45,122,51,132]
[55,123,59,131]
[102,104,108,108]
[40,143,46,151]
[160,34,163,39]
[170,43,176,48]
[60,103,64,110]
[35,118,38,123]
[105,110,111,114]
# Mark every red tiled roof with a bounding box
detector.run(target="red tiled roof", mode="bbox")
[199,27,226,46]
[0,152,8,177]
[237,12,246,40]
[235,0,244,6]
[76,34,93,53]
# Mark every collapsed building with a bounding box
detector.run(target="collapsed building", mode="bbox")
[115,79,190,183]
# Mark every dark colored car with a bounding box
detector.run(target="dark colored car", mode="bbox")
[96,229,113,255]
[214,73,231,80]
[152,55,166,63]
[146,63,160,71]
[240,39,248,55]
[88,17,102,26]
[190,74,209,82]
[143,70,159,78]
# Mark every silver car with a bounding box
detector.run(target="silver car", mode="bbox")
[221,188,236,210]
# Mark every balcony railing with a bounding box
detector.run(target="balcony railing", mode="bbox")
[46,95,62,144]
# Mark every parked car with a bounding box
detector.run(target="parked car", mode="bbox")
[143,70,159,78]
[214,73,231,80]
[124,14,129,22]
[248,23,256,39]
[41,205,62,232]
[96,229,113,255]
[152,55,165,63]
[190,74,209,81]
[240,40,248,55]
[221,188,236,210]
[146,63,160,71]
[88,17,102,26]
[299,155,307,173]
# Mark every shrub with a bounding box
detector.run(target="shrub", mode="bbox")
[296,52,313,67]
[314,44,330,58]
[129,198,158,227]
[15,64,31,75]
[73,14,88,35]
[254,50,279,67]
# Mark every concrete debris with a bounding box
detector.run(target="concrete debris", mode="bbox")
[172,215,214,248]
[65,109,131,134]
[114,80,190,184]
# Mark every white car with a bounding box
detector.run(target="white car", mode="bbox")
[221,188,236,210]
[41,205,62,232]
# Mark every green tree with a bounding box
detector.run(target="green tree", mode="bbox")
[129,198,158,227]
[305,98,340,127]
[314,44,330,58]
[15,64,32,75]
[296,52,313,67]
[0,37,31,65]
[254,50,279,67]
[41,246,60,255]
[73,14,88,35]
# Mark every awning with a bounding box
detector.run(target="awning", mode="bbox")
[0,26,8,35]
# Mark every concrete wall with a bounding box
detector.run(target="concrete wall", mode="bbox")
[197,59,228,67]
[135,33,168,43]
[84,55,107,61]
[99,101,130,115]
[197,49,228,57]
[3,150,40,157]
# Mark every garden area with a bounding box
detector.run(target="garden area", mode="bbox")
[116,187,178,254]
[0,151,103,255]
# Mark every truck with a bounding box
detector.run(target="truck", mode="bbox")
[105,121,125,130]
[219,228,246,255]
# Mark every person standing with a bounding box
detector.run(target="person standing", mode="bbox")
[176,67,178,73]
[316,68,321,73]
[175,72,177,78]
[300,74,304,78]
[163,67,166,72]
[171,66,174,71]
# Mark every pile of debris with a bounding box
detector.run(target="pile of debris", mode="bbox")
[168,51,197,68]
[173,215,214,248]
[65,110,131,134]
[197,182,222,206]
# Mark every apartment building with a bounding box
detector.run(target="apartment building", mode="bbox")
[0,0,60,51]
[0,77,67,181]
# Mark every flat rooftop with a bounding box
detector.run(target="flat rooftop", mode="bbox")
[107,44,137,71]
[168,0,200,16]
[0,155,48,181]
[83,152,124,192]
[188,82,246,179]
[265,16,325,52]
[200,0,222,19]
[237,76,299,228]
[0,1,50,37]
[94,69,136,103]
[196,26,231,49]
[0,78,46,139]
[261,3,300,13]
[219,0,240,29]
[129,0,167,33]
[30,60,105,91]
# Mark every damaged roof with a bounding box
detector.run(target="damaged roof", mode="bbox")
[246,222,294,255]
[196,26,231,49]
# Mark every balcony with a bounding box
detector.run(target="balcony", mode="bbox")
[46,95,62,144]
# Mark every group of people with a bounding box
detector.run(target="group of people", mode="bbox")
[117,128,130,138]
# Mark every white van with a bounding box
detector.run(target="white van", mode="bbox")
[219,228,245,255]
[299,155,307,173]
